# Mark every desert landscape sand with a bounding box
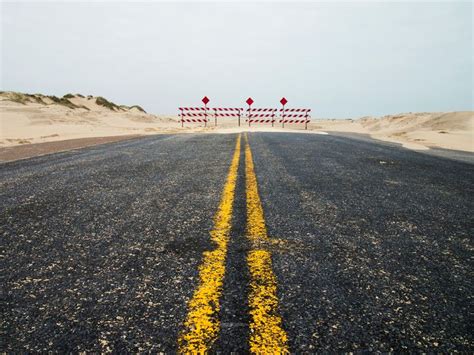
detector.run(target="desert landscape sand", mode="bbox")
[1,92,472,158]
[0,92,185,148]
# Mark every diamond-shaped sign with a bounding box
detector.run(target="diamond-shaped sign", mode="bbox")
[202,96,209,105]
[280,97,288,106]
[246,97,254,106]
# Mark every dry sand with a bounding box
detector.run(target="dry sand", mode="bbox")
[1,92,472,156]
[0,93,186,147]
[312,112,473,152]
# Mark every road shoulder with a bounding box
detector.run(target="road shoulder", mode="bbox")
[0,135,144,163]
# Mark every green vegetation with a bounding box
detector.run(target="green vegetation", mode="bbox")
[4,92,31,105]
[119,104,147,113]
[47,95,81,109]
[1,92,48,105]
[26,94,47,105]
[129,105,146,113]
[1,91,144,113]
[96,96,121,111]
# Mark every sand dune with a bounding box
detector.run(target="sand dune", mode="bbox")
[312,112,473,152]
[1,92,472,153]
[0,92,184,147]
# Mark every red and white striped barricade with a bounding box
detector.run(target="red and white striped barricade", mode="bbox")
[280,108,311,129]
[212,108,244,127]
[246,108,277,127]
[179,107,209,127]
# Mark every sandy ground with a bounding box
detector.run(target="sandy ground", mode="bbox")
[0,95,182,147]
[1,92,472,155]
[311,112,473,152]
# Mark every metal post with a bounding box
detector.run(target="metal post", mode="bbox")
[272,109,274,127]
[214,109,217,127]
[238,109,241,127]
[180,108,183,127]
[248,104,251,127]
[282,104,285,128]
[305,111,308,130]
[204,103,207,127]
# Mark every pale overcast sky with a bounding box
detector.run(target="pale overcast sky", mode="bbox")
[1,1,472,117]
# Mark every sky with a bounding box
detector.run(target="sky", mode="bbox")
[1,1,472,117]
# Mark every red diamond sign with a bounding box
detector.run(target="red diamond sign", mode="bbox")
[280,97,288,106]
[202,96,209,105]
[246,97,254,106]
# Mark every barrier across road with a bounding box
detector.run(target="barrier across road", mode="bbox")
[179,107,209,126]
[212,107,244,126]
[179,97,211,127]
[179,96,312,129]
[279,108,311,129]
[246,108,277,127]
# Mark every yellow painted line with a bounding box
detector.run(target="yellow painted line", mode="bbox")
[244,133,289,353]
[178,134,241,353]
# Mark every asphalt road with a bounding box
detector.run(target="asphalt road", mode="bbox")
[1,133,473,352]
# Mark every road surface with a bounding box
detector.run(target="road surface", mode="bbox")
[1,133,473,352]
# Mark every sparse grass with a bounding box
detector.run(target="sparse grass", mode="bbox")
[26,94,47,105]
[47,95,61,103]
[96,96,121,111]
[130,105,146,113]
[119,104,147,113]
[1,92,48,105]
[5,92,31,105]
[2,91,144,114]
[48,95,81,109]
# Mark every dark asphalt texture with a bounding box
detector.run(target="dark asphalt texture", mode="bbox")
[1,133,473,352]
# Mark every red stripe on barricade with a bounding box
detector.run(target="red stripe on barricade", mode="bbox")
[248,113,275,118]
[280,113,308,118]
[179,107,207,111]
[247,119,275,123]
[214,113,240,117]
[246,108,277,112]
[279,119,310,123]
[279,108,311,112]
[181,118,208,123]
[181,112,208,117]
[212,108,243,111]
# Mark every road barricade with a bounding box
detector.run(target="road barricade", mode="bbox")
[212,108,244,126]
[246,108,277,127]
[179,107,209,127]
[280,108,311,129]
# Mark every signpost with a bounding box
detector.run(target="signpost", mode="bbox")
[202,96,209,127]
[246,97,254,127]
[280,97,288,128]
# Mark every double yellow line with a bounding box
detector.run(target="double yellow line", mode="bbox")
[178,133,288,353]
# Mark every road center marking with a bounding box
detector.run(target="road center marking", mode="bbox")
[244,133,289,353]
[178,134,241,353]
